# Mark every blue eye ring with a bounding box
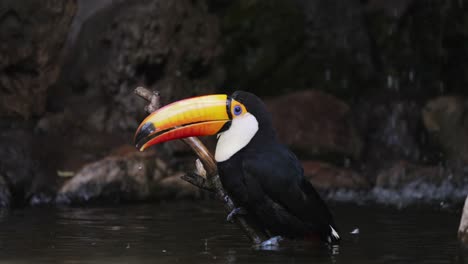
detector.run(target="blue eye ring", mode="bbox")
[233,105,242,116]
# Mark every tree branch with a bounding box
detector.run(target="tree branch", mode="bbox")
[134,86,268,244]
[180,172,213,192]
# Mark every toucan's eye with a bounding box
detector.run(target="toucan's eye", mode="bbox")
[233,105,242,116]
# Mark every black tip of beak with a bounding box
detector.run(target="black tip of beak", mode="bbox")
[135,122,156,149]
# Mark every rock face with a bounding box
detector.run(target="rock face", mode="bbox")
[0,0,77,206]
[56,0,223,134]
[266,90,362,160]
[0,124,58,206]
[0,0,77,117]
[0,0,223,206]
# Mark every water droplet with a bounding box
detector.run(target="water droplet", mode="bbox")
[325,69,331,81]
[138,165,142,170]
[344,158,350,168]
[409,70,414,82]
[387,75,393,89]
[439,81,445,94]
[394,78,400,92]
[341,79,348,89]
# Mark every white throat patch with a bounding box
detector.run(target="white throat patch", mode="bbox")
[215,113,259,162]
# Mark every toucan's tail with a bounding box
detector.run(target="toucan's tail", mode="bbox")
[327,225,340,244]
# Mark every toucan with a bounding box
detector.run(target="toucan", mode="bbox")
[134,91,340,244]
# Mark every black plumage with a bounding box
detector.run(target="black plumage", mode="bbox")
[217,91,339,243]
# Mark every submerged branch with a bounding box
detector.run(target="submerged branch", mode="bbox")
[134,86,268,244]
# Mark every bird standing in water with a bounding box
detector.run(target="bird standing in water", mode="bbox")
[134,91,340,244]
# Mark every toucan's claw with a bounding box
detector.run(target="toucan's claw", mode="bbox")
[226,207,247,222]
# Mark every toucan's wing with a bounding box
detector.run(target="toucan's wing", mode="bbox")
[242,145,338,239]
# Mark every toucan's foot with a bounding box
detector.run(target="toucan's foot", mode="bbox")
[226,207,247,222]
[255,236,283,251]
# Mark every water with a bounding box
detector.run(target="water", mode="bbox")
[0,201,463,264]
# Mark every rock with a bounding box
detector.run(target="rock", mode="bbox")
[0,174,11,208]
[459,196,468,245]
[0,124,57,206]
[302,161,369,190]
[375,161,445,188]
[266,90,362,160]
[37,0,224,178]
[422,96,468,165]
[56,147,200,204]
[0,0,77,117]
[56,0,223,134]
[373,161,468,205]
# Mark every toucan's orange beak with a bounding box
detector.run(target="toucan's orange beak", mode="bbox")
[134,94,231,151]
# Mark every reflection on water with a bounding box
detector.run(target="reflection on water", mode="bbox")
[0,201,463,264]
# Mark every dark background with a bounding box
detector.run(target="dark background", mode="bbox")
[1,0,468,208]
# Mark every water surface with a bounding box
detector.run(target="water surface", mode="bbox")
[0,201,463,264]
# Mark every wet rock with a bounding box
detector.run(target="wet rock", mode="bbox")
[0,0,77,117]
[302,161,369,190]
[459,196,468,245]
[422,96,468,165]
[375,161,445,188]
[56,147,200,204]
[372,161,468,206]
[266,90,362,160]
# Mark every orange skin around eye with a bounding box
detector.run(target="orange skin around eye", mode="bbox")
[230,99,247,117]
